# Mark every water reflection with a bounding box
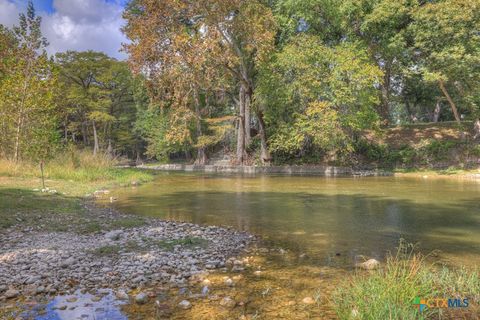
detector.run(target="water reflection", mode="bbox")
[106,174,480,266]
[22,290,127,320]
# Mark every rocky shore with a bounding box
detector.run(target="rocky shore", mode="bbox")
[0,203,253,302]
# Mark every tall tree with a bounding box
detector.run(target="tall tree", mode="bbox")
[0,1,58,161]
[341,0,417,123]
[123,0,276,165]
[411,0,480,128]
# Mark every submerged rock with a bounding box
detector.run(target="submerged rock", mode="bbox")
[115,290,129,300]
[302,297,315,304]
[135,292,148,304]
[178,300,192,310]
[219,296,236,309]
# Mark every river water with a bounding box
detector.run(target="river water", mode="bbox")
[109,173,480,267]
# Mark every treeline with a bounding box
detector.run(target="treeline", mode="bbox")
[0,1,479,165]
[0,3,145,162]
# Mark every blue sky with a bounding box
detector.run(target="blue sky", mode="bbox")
[0,0,129,59]
[30,0,130,13]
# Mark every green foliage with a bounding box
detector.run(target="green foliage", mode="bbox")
[0,1,58,161]
[258,35,381,161]
[356,138,461,168]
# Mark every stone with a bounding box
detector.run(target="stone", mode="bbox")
[135,292,148,304]
[178,300,192,310]
[0,285,7,293]
[60,257,76,268]
[219,296,236,309]
[5,289,19,299]
[105,230,123,241]
[224,278,234,287]
[253,271,262,276]
[302,297,315,304]
[115,290,129,300]
[66,297,78,303]
[356,259,380,270]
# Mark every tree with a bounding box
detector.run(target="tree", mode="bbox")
[257,35,382,161]
[340,0,418,123]
[411,0,480,128]
[0,1,58,161]
[123,0,276,165]
[56,51,139,156]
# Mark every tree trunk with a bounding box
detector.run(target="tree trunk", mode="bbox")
[82,122,88,146]
[107,139,113,157]
[64,116,68,143]
[474,119,480,140]
[193,87,207,165]
[236,85,247,165]
[439,80,461,123]
[433,100,441,123]
[404,99,413,122]
[13,114,23,162]
[257,110,271,166]
[244,88,251,147]
[379,66,391,124]
[92,121,99,156]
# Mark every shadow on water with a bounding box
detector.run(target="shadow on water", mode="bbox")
[108,175,480,267]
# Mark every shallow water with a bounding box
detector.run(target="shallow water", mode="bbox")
[108,173,480,267]
[12,290,127,320]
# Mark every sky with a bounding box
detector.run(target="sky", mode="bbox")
[0,0,129,59]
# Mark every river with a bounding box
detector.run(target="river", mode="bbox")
[109,173,480,268]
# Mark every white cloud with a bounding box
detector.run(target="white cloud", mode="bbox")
[0,0,20,28]
[0,0,128,59]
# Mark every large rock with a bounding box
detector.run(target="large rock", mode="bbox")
[356,258,380,270]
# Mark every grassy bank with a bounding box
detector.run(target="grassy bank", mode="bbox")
[0,151,155,232]
[333,241,480,319]
[0,151,153,194]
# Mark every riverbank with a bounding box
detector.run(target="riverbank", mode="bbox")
[137,163,392,176]
[0,200,252,300]
[0,159,255,319]
[2,160,480,319]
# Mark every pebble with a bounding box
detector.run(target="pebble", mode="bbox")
[219,296,236,308]
[0,211,252,297]
[115,290,129,300]
[178,300,192,310]
[224,278,234,287]
[5,289,19,299]
[302,297,315,304]
[135,292,148,304]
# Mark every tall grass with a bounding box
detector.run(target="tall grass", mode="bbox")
[0,149,153,184]
[333,240,480,319]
